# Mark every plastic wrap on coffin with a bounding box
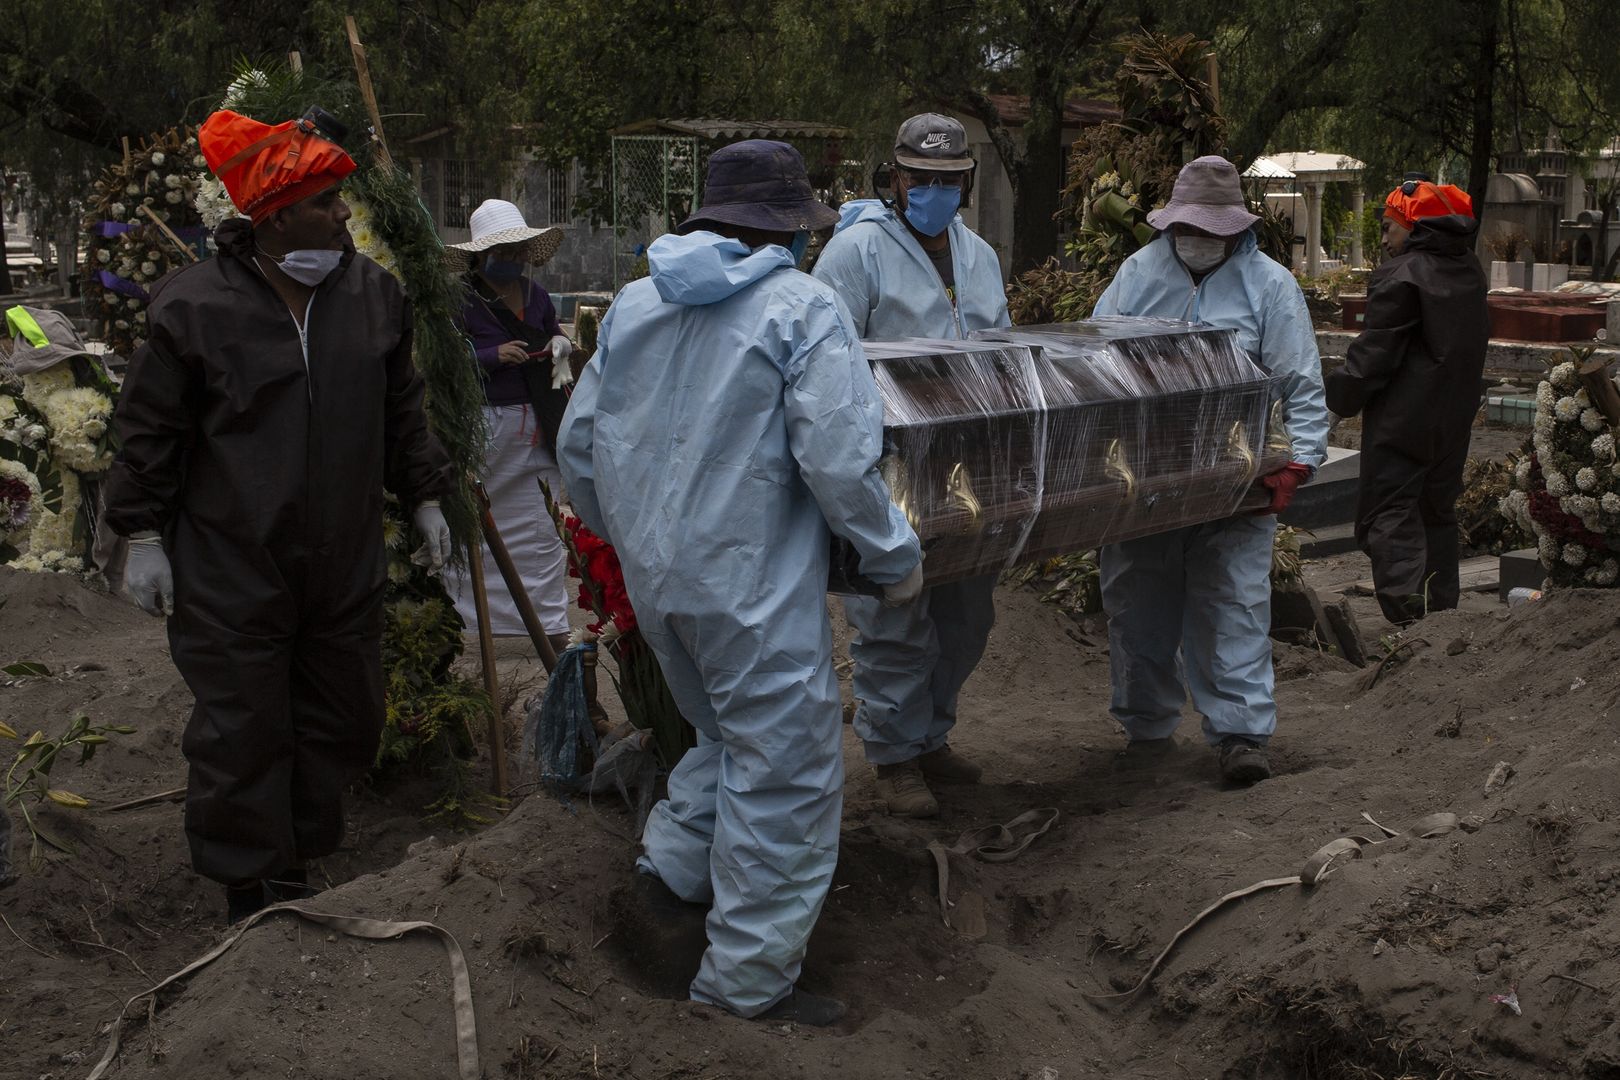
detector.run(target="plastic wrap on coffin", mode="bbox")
[828,319,1289,594]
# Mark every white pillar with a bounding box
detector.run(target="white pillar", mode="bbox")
[1350,187,1365,268]
[1305,181,1325,278]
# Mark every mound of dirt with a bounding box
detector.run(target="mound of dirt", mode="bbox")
[5,572,1618,1080]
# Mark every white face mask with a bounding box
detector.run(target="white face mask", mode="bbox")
[1175,235,1230,273]
[262,248,344,286]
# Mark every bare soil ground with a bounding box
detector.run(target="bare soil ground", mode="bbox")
[3,537,1617,1080]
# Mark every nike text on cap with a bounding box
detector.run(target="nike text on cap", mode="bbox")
[894,112,974,172]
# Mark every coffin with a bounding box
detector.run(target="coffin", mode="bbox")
[829,318,1290,593]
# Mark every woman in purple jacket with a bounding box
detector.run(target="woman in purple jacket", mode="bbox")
[448,199,573,651]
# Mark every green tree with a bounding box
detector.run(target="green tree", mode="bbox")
[801,0,1159,273]
[1164,0,1506,208]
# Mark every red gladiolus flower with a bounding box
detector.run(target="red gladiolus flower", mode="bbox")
[564,516,641,635]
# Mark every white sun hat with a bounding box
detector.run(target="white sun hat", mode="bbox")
[445,198,564,268]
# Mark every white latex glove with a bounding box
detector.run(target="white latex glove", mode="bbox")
[549,334,574,390]
[411,500,452,574]
[125,536,174,617]
[882,561,926,607]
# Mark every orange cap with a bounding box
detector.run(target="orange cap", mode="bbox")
[1384,181,1473,230]
[199,109,357,222]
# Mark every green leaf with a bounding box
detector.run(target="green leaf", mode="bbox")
[32,824,76,856]
[3,662,51,678]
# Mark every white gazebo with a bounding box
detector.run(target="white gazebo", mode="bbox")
[1246,151,1367,275]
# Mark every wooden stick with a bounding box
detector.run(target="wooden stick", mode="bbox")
[467,548,509,797]
[474,480,561,675]
[98,787,185,814]
[138,205,199,263]
[1542,971,1608,995]
[344,15,394,169]
[1577,352,1620,426]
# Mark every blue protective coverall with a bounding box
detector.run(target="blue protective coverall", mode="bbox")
[812,200,1010,765]
[1092,231,1328,745]
[556,230,920,1016]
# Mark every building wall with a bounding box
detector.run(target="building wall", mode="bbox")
[956,117,1087,280]
[513,158,615,296]
[410,148,616,298]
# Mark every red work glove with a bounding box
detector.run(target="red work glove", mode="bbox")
[1258,462,1313,515]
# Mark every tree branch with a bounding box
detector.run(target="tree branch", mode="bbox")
[0,67,133,153]
[1228,0,1369,167]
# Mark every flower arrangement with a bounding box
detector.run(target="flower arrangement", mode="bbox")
[1500,349,1620,586]
[369,492,500,827]
[80,127,210,356]
[545,488,691,768]
[563,517,638,639]
[0,387,59,564]
[0,458,41,556]
[346,196,401,279]
[2,346,119,573]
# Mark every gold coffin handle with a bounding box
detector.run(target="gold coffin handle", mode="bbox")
[1105,439,1137,504]
[1266,400,1292,456]
[1227,420,1257,484]
[880,454,921,532]
[945,462,984,535]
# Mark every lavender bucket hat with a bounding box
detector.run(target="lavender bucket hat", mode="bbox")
[1146,155,1259,236]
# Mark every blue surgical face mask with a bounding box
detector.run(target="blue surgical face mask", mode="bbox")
[903,184,961,237]
[788,231,809,265]
[261,247,343,287]
[481,255,524,285]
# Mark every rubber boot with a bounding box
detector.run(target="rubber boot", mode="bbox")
[874,760,938,818]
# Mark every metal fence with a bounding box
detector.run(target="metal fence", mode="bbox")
[610,135,701,289]
[442,158,499,230]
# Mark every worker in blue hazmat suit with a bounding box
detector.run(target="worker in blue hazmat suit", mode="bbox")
[557,140,922,1026]
[812,113,1010,819]
[1092,155,1329,784]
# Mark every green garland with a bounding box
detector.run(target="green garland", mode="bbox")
[346,162,485,552]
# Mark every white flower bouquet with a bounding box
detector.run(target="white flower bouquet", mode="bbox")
[1501,349,1620,586]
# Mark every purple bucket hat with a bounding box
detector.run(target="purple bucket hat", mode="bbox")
[1146,155,1259,237]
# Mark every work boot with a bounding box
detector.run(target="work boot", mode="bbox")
[265,867,316,903]
[874,760,939,818]
[757,987,847,1027]
[1216,737,1272,784]
[918,744,983,783]
[1113,737,1181,771]
[225,881,265,925]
